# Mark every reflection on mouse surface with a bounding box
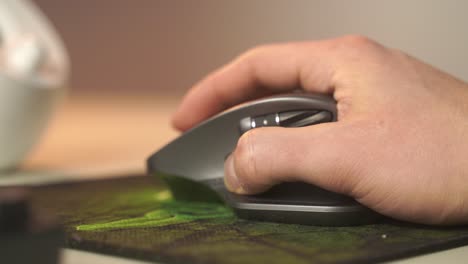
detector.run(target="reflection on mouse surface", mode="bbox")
[147,93,380,226]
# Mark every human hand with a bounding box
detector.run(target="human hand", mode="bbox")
[172,35,468,225]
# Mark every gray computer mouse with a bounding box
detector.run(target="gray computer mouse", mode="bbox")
[147,93,380,226]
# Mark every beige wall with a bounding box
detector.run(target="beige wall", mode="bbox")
[34,0,468,96]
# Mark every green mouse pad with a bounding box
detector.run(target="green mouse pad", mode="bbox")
[30,176,468,264]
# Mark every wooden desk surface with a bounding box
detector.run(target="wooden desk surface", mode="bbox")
[23,93,179,179]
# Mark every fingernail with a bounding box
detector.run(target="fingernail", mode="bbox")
[224,154,245,194]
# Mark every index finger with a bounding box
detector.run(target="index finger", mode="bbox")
[171,40,341,131]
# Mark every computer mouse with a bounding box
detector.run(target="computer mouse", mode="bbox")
[147,93,380,226]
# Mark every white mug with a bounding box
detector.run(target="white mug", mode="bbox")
[0,0,69,170]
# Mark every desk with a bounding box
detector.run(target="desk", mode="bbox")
[3,94,467,263]
[24,94,179,175]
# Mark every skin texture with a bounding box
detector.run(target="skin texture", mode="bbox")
[172,35,468,225]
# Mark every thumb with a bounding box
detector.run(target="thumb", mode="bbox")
[224,123,362,196]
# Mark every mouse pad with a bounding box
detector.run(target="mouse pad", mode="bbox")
[30,176,468,264]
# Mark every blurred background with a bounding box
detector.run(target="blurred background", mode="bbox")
[34,0,468,97]
[22,0,468,175]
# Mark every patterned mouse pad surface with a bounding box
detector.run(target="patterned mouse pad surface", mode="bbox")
[30,176,468,264]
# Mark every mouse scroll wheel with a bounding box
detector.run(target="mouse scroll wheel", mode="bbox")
[239,110,333,134]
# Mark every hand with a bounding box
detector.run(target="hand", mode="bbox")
[172,35,468,225]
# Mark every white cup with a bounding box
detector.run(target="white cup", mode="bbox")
[0,0,69,170]
[0,76,65,170]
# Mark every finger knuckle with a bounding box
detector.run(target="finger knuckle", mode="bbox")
[241,43,297,64]
[243,44,275,58]
[330,35,386,59]
[233,45,270,78]
[340,34,378,48]
[234,129,261,185]
[389,48,413,64]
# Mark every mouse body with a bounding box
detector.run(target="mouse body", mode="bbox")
[147,93,379,226]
